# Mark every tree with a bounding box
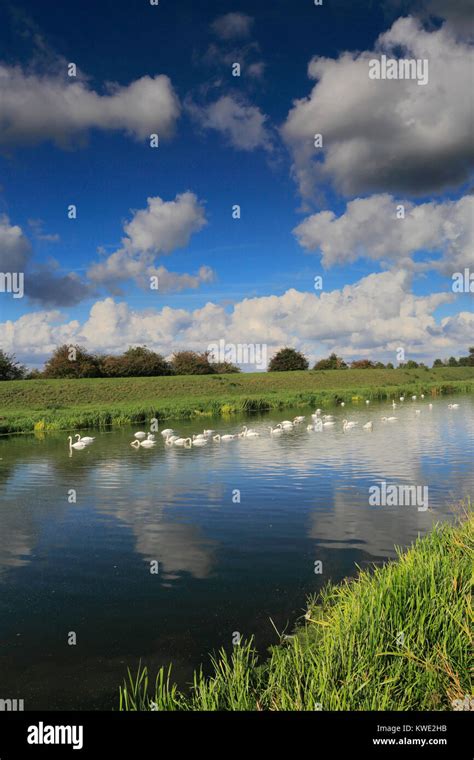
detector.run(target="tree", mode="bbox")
[268,348,309,372]
[313,353,347,370]
[448,356,459,367]
[43,345,101,378]
[171,351,216,375]
[212,361,241,374]
[386,362,394,369]
[101,346,173,377]
[350,359,375,369]
[433,358,444,367]
[458,347,474,367]
[405,360,419,369]
[0,349,26,380]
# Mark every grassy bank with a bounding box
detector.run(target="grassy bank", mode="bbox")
[1,366,474,434]
[119,508,473,711]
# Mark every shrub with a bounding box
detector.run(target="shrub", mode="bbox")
[268,348,309,372]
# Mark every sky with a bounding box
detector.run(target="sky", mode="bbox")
[0,0,472,369]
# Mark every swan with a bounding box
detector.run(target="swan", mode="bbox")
[241,426,260,438]
[75,434,95,445]
[363,422,373,430]
[294,416,305,423]
[411,395,417,401]
[165,435,180,444]
[306,424,314,432]
[421,394,425,399]
[392,401,397,408]
[322,415,334,421]
[366,400,370,405]
[314,409,322,415]
[134,432,147,440]
[269,425,283,435]
[203,430,216,437]
[448,403,460,409]
[192,438,208,447]
[415,410,421,415]
[68,436,87,450]
[384,416,398,422]
[340,402,345,407]
[342,419,357,430]
[322,421,335,428]
[280,421,294,430]
[400,396,405,402]
[174,437,192,447]
[131,439,156,449]
[429,403,433,410]
[193,434,206,441]
[214,434,236,441]
[147,433,156,441]
[161,429,175,437]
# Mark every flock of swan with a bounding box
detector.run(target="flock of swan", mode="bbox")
[66,397,461,453]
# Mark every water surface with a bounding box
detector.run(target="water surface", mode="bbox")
[0,395,472,709]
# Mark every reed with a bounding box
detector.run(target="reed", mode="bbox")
[119,505,473,711]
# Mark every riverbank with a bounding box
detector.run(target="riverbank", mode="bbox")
[1,366,474,434]
[119,506,473,711]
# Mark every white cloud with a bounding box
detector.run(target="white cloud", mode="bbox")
[186,95,272,152]
[0,215,31,271]
[88,192,210,290]
[3,271,471,367]
[281,17,474,199]
[293,194,474,273]
[211,13,254,40]
[0,65,181,147]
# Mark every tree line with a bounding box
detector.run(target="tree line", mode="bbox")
[0,344,473,380]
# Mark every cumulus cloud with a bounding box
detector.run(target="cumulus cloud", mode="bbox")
[88,192,210,291]
[281,17,474,200]
[2,271,471,367]
[0,215,92,306]
[211,13,254,40]
[294,194,474,273]
[0,65,181,147]
[186,95,272,152]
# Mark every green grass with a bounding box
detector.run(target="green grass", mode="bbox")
[119,506,473,711]
[1,366,474,434]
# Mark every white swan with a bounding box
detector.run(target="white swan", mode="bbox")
[193,434,206,441]
[366,400,370,405]
[203,430,216,437]
[421,394,425,399]
[400,396,405,402]
[306,424,314,432]
[161,429,175,437]
[448,403,460,409]
[411,395,417,401]
[131,439,156,449]
[68,436,87,450]
[269,425,283,435]
[392,401,397,408]
[415,409,421,415]
[314,409,322,415]
[147,433,156,441]
[342,419,357,431]
[340,402,345,407]
[241,426,260,438]
[75,434,95,445]
[174,437,192,447]
[165,435,180,444]
[213,434,236,441]
[322,415,334,421]
[323,421,335,428]
[381,416,397,422]
[192,438,208,447]
[293,416,305,424]
[280,421,294,430]
[363,421,373,430]
[134,431,147,440]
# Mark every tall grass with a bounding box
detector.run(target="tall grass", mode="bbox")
[1,368,474,434]
[119,507,473,711]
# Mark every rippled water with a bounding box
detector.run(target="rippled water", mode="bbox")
[0,395,472,709]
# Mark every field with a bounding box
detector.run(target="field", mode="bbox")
[1,366,474,434]
[119,507,473,711]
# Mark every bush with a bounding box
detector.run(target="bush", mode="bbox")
[43,344,101,378]
[0,349,26,380]
[313,353,347,370]
[212,361,241,374]
[100,347,173,377]
[268,348,309,372]
[171,351,216,375]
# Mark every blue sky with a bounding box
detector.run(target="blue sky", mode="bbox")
[0,0,472,368]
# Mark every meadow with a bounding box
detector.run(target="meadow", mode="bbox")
[1,366,474,434]
[119,507,473,711]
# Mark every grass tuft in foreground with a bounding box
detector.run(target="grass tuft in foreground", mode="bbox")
[119,507,473,711]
